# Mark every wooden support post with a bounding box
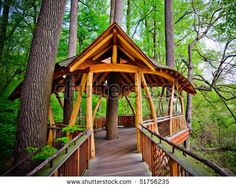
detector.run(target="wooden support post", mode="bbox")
[169,158,179,176]
[112,45,117,64]
[179,91,185,115]
[141,74,158,133]
[157,87,165,117]
[135,73,142,152]
[112,28,117,64]
[86,72,95,159]
[92,95,102,121]
[48,105,55,145]
[169,84,175,136]
[67,74,87,139]
[125,95,135,116]
[68,74,87,127]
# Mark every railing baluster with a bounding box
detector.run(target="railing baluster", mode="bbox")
[169,158,179,176]
[138,123,230,176]
[50,160,53,168]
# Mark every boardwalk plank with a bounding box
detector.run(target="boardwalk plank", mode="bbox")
[85,128,151,176]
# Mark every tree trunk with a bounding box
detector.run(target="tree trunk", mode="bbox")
[105,0,123,140]
[0,0,12,63]
[63,0,78,124]
[126,0,131,36]
[164,0,175,67]
[153,20,157,60]
[110,0,123,25]
[186,44,193,130]
[185,44,193,150]
[106,73,120,140]
[14,0,66,174]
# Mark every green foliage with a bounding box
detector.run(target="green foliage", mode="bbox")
[62,126,85,134]
[57,0,109,61]
[50,93,63,122]
[55,137,69,145]
[27,145,57,161]
[191,89,236,174]
[26,146,38,153]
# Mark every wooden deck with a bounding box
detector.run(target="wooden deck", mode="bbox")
[85,128,151,176]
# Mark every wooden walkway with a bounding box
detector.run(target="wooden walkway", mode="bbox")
[85,128,151,176]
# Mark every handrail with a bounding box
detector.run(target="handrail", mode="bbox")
[139,124,230,176]
[27,130,91,176]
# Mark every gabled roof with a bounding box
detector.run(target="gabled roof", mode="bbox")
[56,22,196,94]
[66,23,157,72]
[8,23,196,101]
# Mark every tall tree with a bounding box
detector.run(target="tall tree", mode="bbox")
[186,2,223,133]
[106,0,123,140]
[126,0,131,36]
[0,0,12,63]
[14,0,66,173]
[63,0,78,124]
[164,0,175,67]
[153,3,158,60]
[110,0,122,25]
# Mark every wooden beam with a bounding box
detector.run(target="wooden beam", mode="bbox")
[70,33,113,72]
[112,44,117,64]
[118,46,135,61]
[135,73,142,152]
[86,72,95,159]
[141,74,158,133]
[68,74,88,127]
[157,87,165,117]
[144,74,153,85]
[120,73,132,84]
[90,64,139,73]
[48,105,55,145]
[117,33,155,71]
[92,96,102,120]
[125,95,135,116]
[179,91,185,115]
[169,84,175,136]
[140,70,174,83]
[112,27,118,64]
[97,72,110,84]
[92,46,111,61]
[119,74,130,85]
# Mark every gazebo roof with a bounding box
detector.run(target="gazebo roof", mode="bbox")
[8,23,196,101]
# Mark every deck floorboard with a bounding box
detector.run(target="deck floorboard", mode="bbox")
[85,128,151,176]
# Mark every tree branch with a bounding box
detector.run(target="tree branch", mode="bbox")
[131,8,154,38]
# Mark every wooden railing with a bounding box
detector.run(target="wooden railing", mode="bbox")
[27,130,92,176]
[143,114,188,139]
[94,115,135,129]
[139,124,230,176]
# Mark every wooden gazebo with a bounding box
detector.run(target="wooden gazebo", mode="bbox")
[9,23,197,175]
[50,23,195,156]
